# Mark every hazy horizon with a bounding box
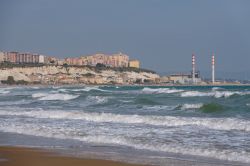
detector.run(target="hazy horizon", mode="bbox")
[1,0,250,79]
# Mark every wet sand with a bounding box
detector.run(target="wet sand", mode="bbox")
[0,146,146,166]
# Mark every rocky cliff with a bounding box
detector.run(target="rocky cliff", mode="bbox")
[0,65,160,85]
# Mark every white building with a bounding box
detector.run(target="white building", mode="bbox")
[39,55,45,64]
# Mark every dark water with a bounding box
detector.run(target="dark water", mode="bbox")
[0,85,250,165]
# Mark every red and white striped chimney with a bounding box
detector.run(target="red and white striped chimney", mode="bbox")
[192,53,195,83]
[212,53,215,84]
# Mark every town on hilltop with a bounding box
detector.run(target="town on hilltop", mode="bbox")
[0,51,243,86]
[0,51,140,68]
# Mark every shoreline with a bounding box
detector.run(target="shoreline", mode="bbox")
[0,83,250,88]
[0,146,146,166]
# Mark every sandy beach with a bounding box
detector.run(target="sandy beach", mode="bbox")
[0,146,146,166]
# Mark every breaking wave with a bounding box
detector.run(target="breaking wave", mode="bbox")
[0,121,250,163]
[72,86,110,92]
[142,87,184,94]
[0,89,10,94]
[200,103,224,113]
[86,96,109,104]
[1,110,250,131]
[180,90,250,98]
[180,103,203,110]
[32,93,79,101]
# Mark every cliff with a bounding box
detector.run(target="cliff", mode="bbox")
[0,65,160,85]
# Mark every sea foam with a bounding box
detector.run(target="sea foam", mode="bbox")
[32,92,79,101]
[142,87,184,94]
[0,120,250,163]
[1,110,250,132]
[180,90,249,98]
[180,103,203,110]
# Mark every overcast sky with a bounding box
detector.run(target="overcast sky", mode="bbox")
[0,0,250,79]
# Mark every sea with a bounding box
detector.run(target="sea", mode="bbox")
[0,85,250,165]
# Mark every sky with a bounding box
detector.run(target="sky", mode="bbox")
[0,0,250,79]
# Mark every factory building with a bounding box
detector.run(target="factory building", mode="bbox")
[168,72,201,84]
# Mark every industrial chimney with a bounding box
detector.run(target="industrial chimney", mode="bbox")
[192,53,196,83]
[212,53,215,84]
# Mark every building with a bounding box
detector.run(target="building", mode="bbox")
[16,53,39,64]
[39,55,45,63]
[80,52,129,67]
[64,57,83,66]
[4,52,18,63]
[168,72,201,84]
[129,60,140,68]
[0,52,4,62]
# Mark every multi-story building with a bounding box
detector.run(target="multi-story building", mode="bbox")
[64,57,83,66]
[2,51,44,64]
[129,60,140,68]
[81,53,129,67]
[16,53,40,64]
[0,52,4,62]
[4,52,18,63]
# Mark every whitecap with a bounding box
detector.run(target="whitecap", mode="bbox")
[32,92,79,101]
[180,90,248,98]
[0,121,250,163]
[142,87,184,94]
[0,90,10,94]
[86,96,109,104]
[181,103,203,110]
[1,110,250,132]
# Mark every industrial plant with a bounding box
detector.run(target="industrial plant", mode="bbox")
[161,53,217,85]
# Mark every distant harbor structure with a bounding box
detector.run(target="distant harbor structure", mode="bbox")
[212,53,215,84]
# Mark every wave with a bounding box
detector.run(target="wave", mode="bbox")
[142,87,184,94]
[180,90,250,98]
[0,89,10,94]
[180,103,203,110]
[200,103,224,113]
[1,110,250,132]
[135,97,160,105]
[72,86,110,92]
[212,87,224,91]
[0,121,249,163]
[32,92,79,101]
[86,96,109,104]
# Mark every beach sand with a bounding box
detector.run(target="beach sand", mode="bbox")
[0,146,146,166]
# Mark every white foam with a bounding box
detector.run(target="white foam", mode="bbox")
[1,110,250,132]
[142,87,184,94]
[0,89,10,94]
[0,122,249,163]
[32,92,79,101]
[86,96,109,104]
[180,90,248,98]
[32,93,48,98]
[212,87,223,91]
[76,86,109,92]
[181,103,203,110]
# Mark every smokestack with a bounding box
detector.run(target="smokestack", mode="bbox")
[212,53,215,84]
[192,53,195,83]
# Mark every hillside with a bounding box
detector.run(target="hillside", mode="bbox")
[0,64,160,85]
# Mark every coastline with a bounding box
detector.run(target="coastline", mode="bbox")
[0,146,146,166]
[1,82,250,88]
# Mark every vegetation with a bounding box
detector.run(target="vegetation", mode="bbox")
[1,76,28,85]
[0,62,156,74]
